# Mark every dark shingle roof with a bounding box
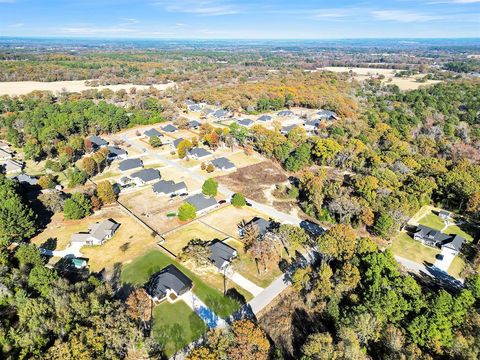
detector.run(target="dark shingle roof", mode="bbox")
[209,241,237,269]
[415,225,465,252]
[152,180,187,195]
[189,147,212,158]
[278,110,294,116]
[188,120,201,128]
[212,109,229,118]
[258,115,272,122]
[145,265,192,299]
[317,110,337,119]
[144,128,162,138]
[245,217,276,237]
[107,146,127,157]
[211,157,235,170]
[130,168,161,182]
[281,124,298,134]
[118,158,143,171]
[162,124,178,133]
[89,135,108,147]
[238,118,254,127]
[186,193,217,212]
[173,138,184,149]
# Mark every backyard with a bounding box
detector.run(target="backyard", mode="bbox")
[391,231,440,265]
[120,250,242,318]
[151,300,207,358]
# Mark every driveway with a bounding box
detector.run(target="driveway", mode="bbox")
[247,273,290,315]
[181,291,227,329]
[224,267,264,297]
[40,242,83,258]
[434,247,456,272]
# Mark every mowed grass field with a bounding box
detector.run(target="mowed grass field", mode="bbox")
[120,250,241,318]
[391,232,440,265]
[152,300,207,358]
[417,212,445,230]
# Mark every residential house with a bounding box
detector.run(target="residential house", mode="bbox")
[186,193,218,214]
[317,110,338,120]
[145,265,192,302]
[304,119,321,132]
[0,159,23,174]
[439,210,451,221]
[0,148,13,160]
[281,124,299,135]
[152,180,187,196]
[89,135,108,149]
[209,240,237,270]
[413,225,465,254]
[211,157,236,171]
[144,128,163,138]
[70,219,120,246]
[162,124,178,133]
[278,110,294,117]
[188,120,202,129]
[211,109,230,120]
[189,147,212,160]
[130,168,161,186]
[239,217,278,240]
[118,158,143,172]
[257,115,272,122]
[107,146,128,161]
[237,118,255,128]
[171,138,184,150]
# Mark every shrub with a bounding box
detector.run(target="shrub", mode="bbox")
[231,193,246,207]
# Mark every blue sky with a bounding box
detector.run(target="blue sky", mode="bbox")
[1,0,479,39]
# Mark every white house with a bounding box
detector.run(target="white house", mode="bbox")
[70,219,120,246]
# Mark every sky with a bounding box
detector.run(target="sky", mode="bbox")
[0,0,479,39]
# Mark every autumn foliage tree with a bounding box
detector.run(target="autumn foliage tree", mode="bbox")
[96,180,117,204]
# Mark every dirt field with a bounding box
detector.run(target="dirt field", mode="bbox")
[0,80,175,96]
[163,221,227,255]
[200,205,266,239]
[215,160,288,203]
[319,66,441,90]
[119,187,184,234]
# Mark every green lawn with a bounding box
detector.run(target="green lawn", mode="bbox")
[121,250,240,318]
[448,256,467,279]
[152,300,207,358]
[391,232,440,265]
[418,212,445,231]
[444,224,476,242]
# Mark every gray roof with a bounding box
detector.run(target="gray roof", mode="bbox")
[185,99,195,106]
[162,124,178,133]
[209,241,237,269]
[258,115,272,122]
[118,158,143,171]
[173,138,184,149]
[189,147,212,158]
[317,110,337,119]
[305,119,321,128]
[189,104,202,112]
[144,128,162,138]
[145,265,192,299]
[188,120,202,128]
[439,210,450,217]
[415,225,465,252]
[130,168,161,182]
[245,217,276,237]
[238,118,254,127]
[89,135,108,147]
[278,110,294,116]
[186,193,217,212]
[15,173,38,186]
[212,109,229,118]
[107,146,127,157]
[152,180,187,195]
[211,157,235,170]
[281,124,298,134]
[89,219,120,241]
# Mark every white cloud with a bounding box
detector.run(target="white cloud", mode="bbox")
[313,8,357,19]
[372,10,442,22]
[152,0,240,16]
[8,22,24,27]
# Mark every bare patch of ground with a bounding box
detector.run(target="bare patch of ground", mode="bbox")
[215,160,288,203]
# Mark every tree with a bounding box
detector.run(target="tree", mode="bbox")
[302,332,337,360]
[126,288,153,331]
[202,178,218,197]
[179,239,213,268]
[316,224,357,261]
[284,143,312,172]
[37,175,55,189]
[276,224,310,249]
[178,203,196,221]
[373,212,396,238]
[63,193,92,220]
[178,139,193,158]
[97,180,116,204]
[38,191,65,213]
[227,320,270,360]
[15,244,44,269]
[82,156,97,177]
[249,237,279,273]
[0,175,36,244]
[66,167,88,187]
[231,193,246,207]
[149,136,162,148]
[28,266,58,297]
